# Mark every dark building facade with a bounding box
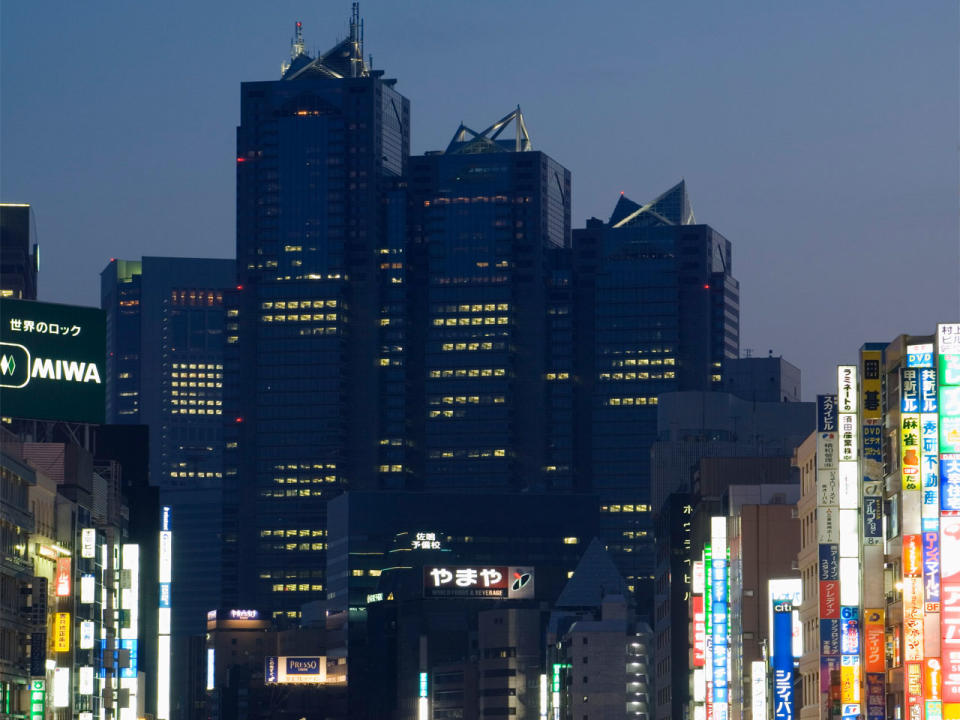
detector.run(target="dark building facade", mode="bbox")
[571,181,740,606]
[225,11,410,618]
[406,109,572,490]
[0,203,37,300]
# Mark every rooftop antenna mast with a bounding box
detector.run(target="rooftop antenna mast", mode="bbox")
[292,21,305,59]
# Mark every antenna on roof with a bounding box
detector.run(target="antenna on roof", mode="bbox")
[292,21,305,59]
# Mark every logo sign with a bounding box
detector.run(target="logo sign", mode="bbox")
[941,354,960,388]
[862,424,882,464]
[80,528,96,558]
[79,620,95,650]
[904,535,923,577]
[903,414,922,490]
[817,395,838,432]
[692,595,706,667]
[861,350,882,420]
[840,606,859,655]
[820,618,841,656]
[264,656,326,684]
[865,672,885,720]
[55,557,71,597]
[863,609,885,673]
[903,368,921,412]
[819,544,839,581]
[942,582,960,702]
[424,566,534,599]
[54,612,70,652]
[939,324,960,356]
[908,344,935,368]
[0,298,105,423]
[923,522,942,609]
[820,581,840,619]
[942,388,960,453]
[29,679,44,720]
[838,366,857,413]
[161,505,172,532]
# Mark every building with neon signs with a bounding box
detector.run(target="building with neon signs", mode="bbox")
[795,324,960,719]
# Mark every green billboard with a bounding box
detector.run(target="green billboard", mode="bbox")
[0,298,105,423]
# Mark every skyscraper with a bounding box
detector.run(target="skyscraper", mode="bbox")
[226,8,410,617]
[406,109,572,490]
[0,203,37,300]
[101,256,234,720]
[571,181,740,603]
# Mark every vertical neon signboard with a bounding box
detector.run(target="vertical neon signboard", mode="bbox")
[710,517,728,720]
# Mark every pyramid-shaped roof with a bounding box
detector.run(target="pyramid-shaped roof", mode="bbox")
[554,538,628,609]
[610,180,695,228]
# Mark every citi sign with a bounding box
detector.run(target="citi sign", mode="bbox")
[0,343,101,388]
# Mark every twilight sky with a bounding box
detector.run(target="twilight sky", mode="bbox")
[2,0,957,398]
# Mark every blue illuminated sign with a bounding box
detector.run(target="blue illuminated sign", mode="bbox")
[773,602,794,720]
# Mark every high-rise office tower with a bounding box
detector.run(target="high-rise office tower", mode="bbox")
[571,180,740,606]
[101,256,234,719]
[226,8,409,617]
[406,109,572,490]
[0,203,37,300]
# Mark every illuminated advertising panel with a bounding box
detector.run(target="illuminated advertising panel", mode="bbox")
[838,412,857,462]
[55,557,71,596]
[29,679,44,720]
[838,366,858,413]
[865,672,885,720]
[54,612,70,652]
[772,600,794,720]
[693,560,705,595]
[861,351,882,420]
[838,510,859,558]
[840,606,859,655]
[264,656,327,684]
[944,456,960,513]
[52,667,69,708]
[943,390,960,454]
[909,344,936,368]
[80,574,94,604]
[907,661,924,720]
[819,544,839,581]
[79,620,94,649]
[924,518,942,610]
[925,413,942,514]
[820,580,840,619]
[751,661,767,720]
[692,594,706,667]
[158,506,171,720]
[206,648,215,691]
[905,535,924,576]
[81,528,96,558]
[818,394,838,432]
[711,518,728,716]
[863,609,884,673]
[79,666,94,695]
[838,462,858,509]
[841,655,861,704]
[927,658,944,701]
[0,298,106,423]
[904,412,922,491]
[424,566,534,599]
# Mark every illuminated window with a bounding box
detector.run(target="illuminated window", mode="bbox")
[563,537,579,545]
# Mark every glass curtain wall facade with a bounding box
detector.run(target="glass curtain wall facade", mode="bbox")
[572,182,740,608]
[226,15,410,618]
[407,127,571,490]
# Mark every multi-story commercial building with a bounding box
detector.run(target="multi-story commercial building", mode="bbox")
[795,325,960,720]
[571,180,741,604]
[0,203,37,300]
[225,8,410,618]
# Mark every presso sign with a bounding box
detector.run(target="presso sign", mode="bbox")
[264,656,326,684]
[0,299,105,423]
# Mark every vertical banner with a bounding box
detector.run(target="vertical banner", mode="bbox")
[773,600,795,720]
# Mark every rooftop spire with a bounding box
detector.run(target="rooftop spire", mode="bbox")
[292,21,305,60]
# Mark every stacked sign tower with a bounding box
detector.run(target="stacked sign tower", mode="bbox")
[811,325,960,718]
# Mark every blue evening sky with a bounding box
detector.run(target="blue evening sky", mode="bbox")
[2,1,957,397]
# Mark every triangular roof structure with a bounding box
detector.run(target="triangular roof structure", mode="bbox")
[610,180,696,228]
[282,5,369,81]
[444,107,532,154]
[554,538,629,609]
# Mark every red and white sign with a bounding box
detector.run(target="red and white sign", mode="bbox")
[905,535,923,577]
[55,557,71,597]
[692,595,705,667]
[820,581,840,619]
